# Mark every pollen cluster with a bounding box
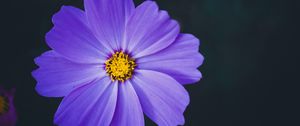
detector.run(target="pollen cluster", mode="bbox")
[0,95,9,115]
[105,52,136,82]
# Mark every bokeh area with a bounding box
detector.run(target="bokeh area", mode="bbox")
[0,0,298,126]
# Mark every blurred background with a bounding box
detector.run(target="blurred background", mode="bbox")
[0,0,299,125]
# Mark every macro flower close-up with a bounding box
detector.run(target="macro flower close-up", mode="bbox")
[32,0,203,125]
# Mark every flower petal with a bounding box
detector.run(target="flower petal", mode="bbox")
[131,70,189,126]
[110,81,144,126]
[32,51,104,97]
[137,34,204,84]
[125,1,179,58]
[46,6,109,64]
[54,77,118,126]
[84,0,135,51]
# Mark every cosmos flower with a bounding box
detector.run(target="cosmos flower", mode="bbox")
[0,87,17,126]
[32,0,204,125]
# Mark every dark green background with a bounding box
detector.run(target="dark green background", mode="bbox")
[0,0,299,125]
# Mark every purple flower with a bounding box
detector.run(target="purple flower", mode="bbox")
[32,0,204,125]
[0,87,17,126]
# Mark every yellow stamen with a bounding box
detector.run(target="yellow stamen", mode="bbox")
[105,51,136,82]
[0,95,9,115]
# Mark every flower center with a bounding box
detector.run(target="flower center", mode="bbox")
[105,51,136,82]
[0,95,9,115]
